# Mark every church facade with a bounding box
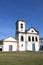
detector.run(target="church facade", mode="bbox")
[2,20,40,52]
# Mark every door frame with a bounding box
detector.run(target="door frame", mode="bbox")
[32,43,35,51]
[9,45,12,51]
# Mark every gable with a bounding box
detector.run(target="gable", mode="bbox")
[3,36,17,42]
[26,27,39,34]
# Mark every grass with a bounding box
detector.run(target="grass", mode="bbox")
[0,51,43,65]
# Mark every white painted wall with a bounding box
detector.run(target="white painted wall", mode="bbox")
[19,42,25,51]
[17,27,39,51]
[27,42,39,51]
[26,29,39,51]
[35,42,39,51]
[18,33,26,51]
[3,42,17,52]
[27,42,32,51]
[16,20,40,52]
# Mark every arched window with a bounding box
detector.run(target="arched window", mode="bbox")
[36,37,38,42]
[28,36,31,41]
[21,23,23,28]
[21,36,24,41]
[32,37,34,41]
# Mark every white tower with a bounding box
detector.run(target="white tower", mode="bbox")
[16,20,26,51]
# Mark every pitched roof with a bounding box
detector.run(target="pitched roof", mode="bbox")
[3,36,17,42]
[16,19,25,24]
[26,27,39,34]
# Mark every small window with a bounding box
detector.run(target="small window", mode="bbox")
[21,44,23,47]
[32,37,34,41]
[21,36,24,41]
[32,30,34,32]
[36,37,38,42]
[41,41,43,43]
[28,36,31,41]
[21,24,23,28]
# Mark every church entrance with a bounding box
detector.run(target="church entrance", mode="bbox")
[9,45,12,51]
[32,44,35,51]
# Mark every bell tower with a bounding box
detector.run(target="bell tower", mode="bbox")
[16,19,26,51]
[16,20,25,33]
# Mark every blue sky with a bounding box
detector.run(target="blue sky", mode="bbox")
[0,0,43,40]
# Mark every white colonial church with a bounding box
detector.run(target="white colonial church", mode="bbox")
[2,20,39,52]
